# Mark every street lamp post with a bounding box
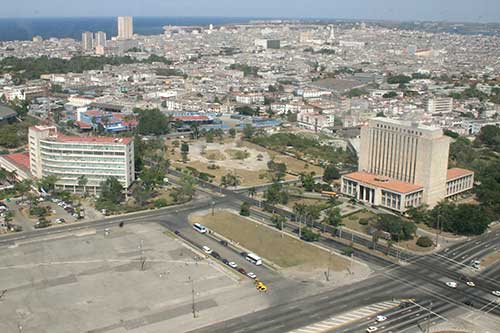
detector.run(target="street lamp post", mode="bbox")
[211,201,215,216]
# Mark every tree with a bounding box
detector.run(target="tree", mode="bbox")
[444,129,459,139]
[180,143,189,162]
[229,128,236,138]
[171,172,197,202]
[416,236,433,248]
[248,187,256,197]
[304,204,322,227]
[77,175,88,194]
[264,182,288,210]
[242,124,254,140]
[99,177,123,204]
[301,227,319,242]
[324,207,342,228]
[376,214,417,241]
[300,172,316,192]
[220,173,241,188]
[271,214,286,230]
[190,123,200,139]
[14,179,32,200]
[382,91,398,98]
[323,164,341,182]
[240,201,251,216]
[131,182,152,206]
[267,160,287,182]
[136,108,170,135]
[475,125,500,152]
[39,175,58,193]
[387,75,411,85]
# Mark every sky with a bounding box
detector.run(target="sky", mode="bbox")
[3,0,500,23]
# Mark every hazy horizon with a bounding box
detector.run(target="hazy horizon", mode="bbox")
[3,0,500,23]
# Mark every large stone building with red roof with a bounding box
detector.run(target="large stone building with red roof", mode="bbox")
[341,118,474,213]
[28,126,135,193]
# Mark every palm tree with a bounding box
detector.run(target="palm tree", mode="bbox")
[78,175,88,195]
[293,203,306,238]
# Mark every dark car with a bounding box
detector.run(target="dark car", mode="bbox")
[220,240,228,246]
[399,302,412,309]
[222,259,229,265]
[240,252,248,258]
[238,267,247,275]
[463,300,474,306]
[174,230,181,235]
[211,251,221,259]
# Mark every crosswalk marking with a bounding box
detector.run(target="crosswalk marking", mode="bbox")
[289,300,401,333]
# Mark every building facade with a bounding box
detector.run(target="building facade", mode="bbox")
[341,118,473,212]
[95,31,107,48]
[117,16,133,40]
[426,97,453,114]
[29,126,135,193]
[81,31,93,51]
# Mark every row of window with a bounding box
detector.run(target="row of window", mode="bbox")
[40,141,127,151]
[41,148,125,156]
[375,123,423,136]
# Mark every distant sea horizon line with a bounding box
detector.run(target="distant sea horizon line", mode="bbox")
[0,16,496,42]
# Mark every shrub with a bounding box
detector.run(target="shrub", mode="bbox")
[154,198,169,208]
[359,218,371,225]
[301,227,320,242]
[416,236,434,248]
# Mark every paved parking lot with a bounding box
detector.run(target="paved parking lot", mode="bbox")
[0,223,271,333]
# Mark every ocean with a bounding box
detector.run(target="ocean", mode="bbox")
[0,16,256,41]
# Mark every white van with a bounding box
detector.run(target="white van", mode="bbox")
[193,223,208,234]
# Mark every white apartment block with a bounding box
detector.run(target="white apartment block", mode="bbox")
[426,97,453,114]
[341,118,473,212]
[297,111,335,132]
[117,16,133,40]
[29,126,135,194]
[235,93,265,105]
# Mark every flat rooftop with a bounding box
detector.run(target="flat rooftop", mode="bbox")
[344,171,423,194]
[446,167,474,181]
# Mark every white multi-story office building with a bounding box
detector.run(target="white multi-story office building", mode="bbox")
[81,31,94,51]
[94,31,107,48]
[29,126,135,193]
[341,118,473,212]
[426,97,453,114]
[117,16,133,40]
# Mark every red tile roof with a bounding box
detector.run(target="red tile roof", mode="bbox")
[447,168,474,180]
[174,115,210,121]
[74,121,93,129]
[3,152,30,171]
[344,171,423,194]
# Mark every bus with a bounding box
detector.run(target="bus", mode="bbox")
[193,223,208,234]
[246,253,263,266]
[321,191,338,198]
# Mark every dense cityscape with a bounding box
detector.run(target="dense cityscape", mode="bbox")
[0,8,499,333]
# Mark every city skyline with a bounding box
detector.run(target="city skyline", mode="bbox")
[2,0,500,23]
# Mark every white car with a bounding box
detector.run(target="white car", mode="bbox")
[247,272,257,279]
[492,290,500,297]
[466,281,475,287]
[376,315,387,322]
[202,246,212,254]
[366,327,378,333]
[228,261,238,268]
[446,281,458,288]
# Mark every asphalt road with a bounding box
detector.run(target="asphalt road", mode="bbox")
[188,229,500,333]
[1,176,498,333]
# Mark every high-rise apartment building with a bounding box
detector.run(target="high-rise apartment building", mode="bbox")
[94,31,107,48]
[117,16,133,40]
[426,97,453,114]
[341,118,473,212]
[29,126,135,194]
[81,31,94,51]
